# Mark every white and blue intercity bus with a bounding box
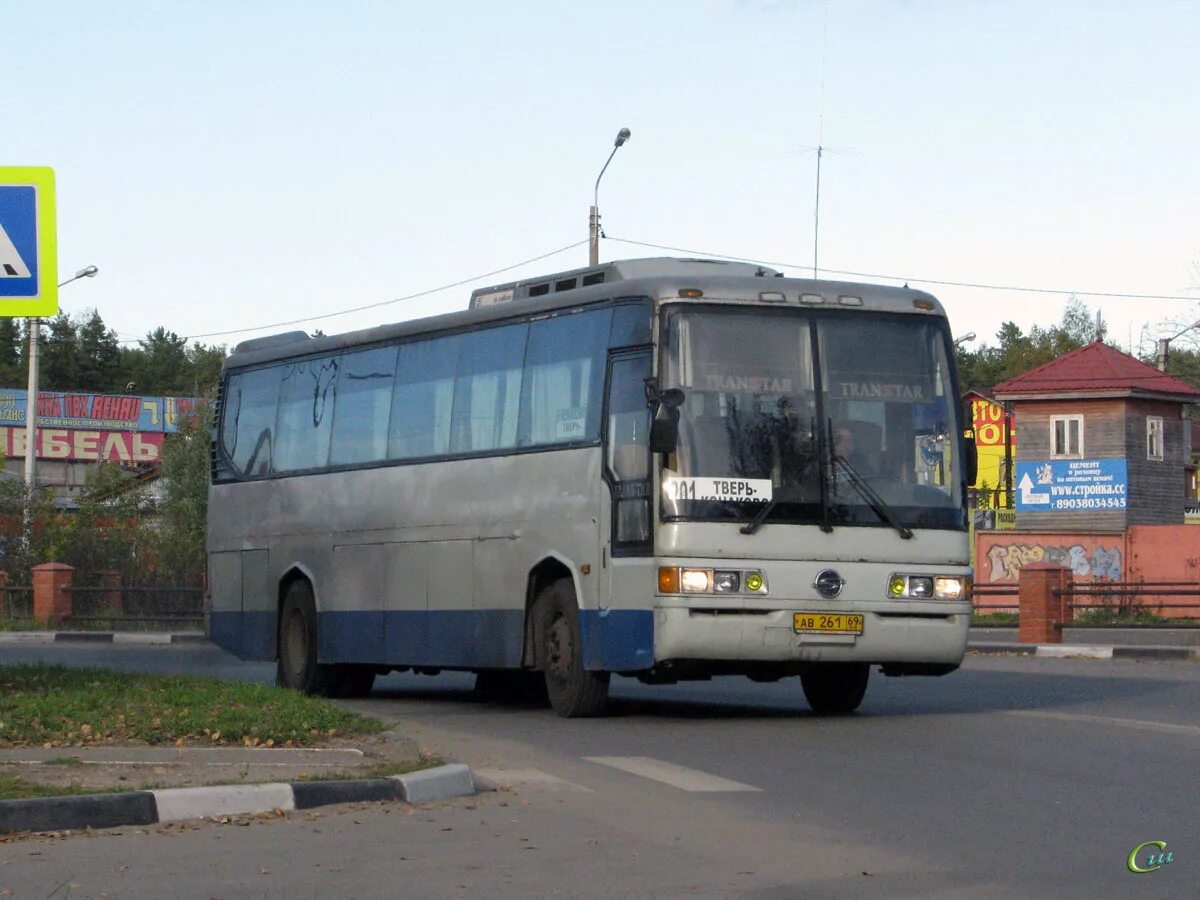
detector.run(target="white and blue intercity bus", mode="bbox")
[206,257,976,717]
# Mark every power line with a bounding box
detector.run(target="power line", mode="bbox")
[115,240,589,345]
[606,236,1200,302]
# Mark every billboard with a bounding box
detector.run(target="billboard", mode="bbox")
[0,389,200,433]
[1015,459,1128,512]
[0,426,163,463]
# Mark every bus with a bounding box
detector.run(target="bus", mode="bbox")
[207,257,976,717]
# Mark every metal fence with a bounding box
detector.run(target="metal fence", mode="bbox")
[63,585,204,630]
[0,581,203,631]
[0,585,34,620]
[974,580,1200,626]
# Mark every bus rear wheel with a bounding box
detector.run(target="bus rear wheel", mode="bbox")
[800,663,870,715]
[276,581,341,697]
[537,580,609,718]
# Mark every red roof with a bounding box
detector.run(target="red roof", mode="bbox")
[993,341,1200,399]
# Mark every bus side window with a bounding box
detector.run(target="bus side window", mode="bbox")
[606,352,652,550]
[520,308,611,447]
[227,366,282,478]
[389,335,458,460]
[273,356,338,473]
[449,323,527,454]
[330,345,398,466]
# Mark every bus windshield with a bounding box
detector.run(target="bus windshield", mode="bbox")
[661,306,964,531]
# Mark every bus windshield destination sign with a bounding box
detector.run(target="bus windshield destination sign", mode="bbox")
[662,477,772,502]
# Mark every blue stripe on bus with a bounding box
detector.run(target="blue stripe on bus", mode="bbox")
[579,609,655,671]
[209,611,277,661]
[209,608,655,673]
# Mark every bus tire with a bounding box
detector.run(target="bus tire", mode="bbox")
[800,663,870,715]
[276,581,341,697]
[537,580,609,718]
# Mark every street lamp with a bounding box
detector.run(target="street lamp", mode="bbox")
[589,127,631,266]
[25,265,100,489]
[954,332,977,347]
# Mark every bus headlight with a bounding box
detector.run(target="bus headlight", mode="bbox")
[888,574,970,600]
[713,570,741,593]
[931,578,969,600]
[657,567,768,594]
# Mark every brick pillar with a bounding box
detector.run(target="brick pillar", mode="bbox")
[98,570,123,618]
[1018,562,1071,644]
[32,563,74,623]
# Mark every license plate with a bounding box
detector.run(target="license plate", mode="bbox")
[793,612,864,635]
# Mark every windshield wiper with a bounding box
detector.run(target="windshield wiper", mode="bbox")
[739,494,779,535]
[832,456,913,540]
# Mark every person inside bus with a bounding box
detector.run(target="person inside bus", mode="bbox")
[832,421,880,490]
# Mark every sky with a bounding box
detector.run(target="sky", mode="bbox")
[4,0,1198,358]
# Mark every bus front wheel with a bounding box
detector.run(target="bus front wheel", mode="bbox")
[277,581,341,697]
[537,580,609,718]
[800,663,870,715]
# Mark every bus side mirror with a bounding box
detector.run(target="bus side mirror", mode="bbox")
[647,386,684,454]
[649,407,680,454]
[963,433,978,486]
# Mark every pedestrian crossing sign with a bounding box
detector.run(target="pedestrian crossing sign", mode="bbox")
[0,166,58,316]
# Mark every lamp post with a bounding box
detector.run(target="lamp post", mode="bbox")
[24,266,99,490]
[589,128,631,267]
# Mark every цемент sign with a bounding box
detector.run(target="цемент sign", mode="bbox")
[1015,459,1127,511]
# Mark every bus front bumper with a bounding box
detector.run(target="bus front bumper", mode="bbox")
[652,601,971,667]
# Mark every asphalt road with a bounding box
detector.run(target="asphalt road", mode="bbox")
[0,642,1195,898]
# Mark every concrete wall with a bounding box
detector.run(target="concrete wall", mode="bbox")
[975,525,1200,618]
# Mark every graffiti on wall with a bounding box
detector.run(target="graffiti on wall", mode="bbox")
[984,541,1122,583]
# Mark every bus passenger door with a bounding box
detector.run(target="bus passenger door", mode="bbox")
[602,351,653,614]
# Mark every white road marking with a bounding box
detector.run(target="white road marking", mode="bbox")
[583,756,761,792]
[1003,709,1200,737]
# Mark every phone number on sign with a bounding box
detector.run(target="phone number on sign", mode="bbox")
[1054,497,1126,510]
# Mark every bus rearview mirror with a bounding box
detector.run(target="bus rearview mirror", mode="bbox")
[649,406,680,454]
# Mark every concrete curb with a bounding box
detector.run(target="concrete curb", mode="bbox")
[969,641,1199,661]
[0,631,206,645]
[0,763,475,834]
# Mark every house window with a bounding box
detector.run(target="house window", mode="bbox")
[1050,414,1083,458]
[1146,416,1164,461]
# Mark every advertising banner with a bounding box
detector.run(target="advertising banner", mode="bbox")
[1015,459,1128,511]
[0,389,200,433]
[0,426,164,463]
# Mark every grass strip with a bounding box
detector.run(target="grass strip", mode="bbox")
[0,664,384,749]
[0,775,105,801]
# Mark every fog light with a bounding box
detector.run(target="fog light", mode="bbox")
[908,576,934,598]
[681,568,712,592]
[889,576,907,598]
[713,570,740,593]
[745,572,764,592]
